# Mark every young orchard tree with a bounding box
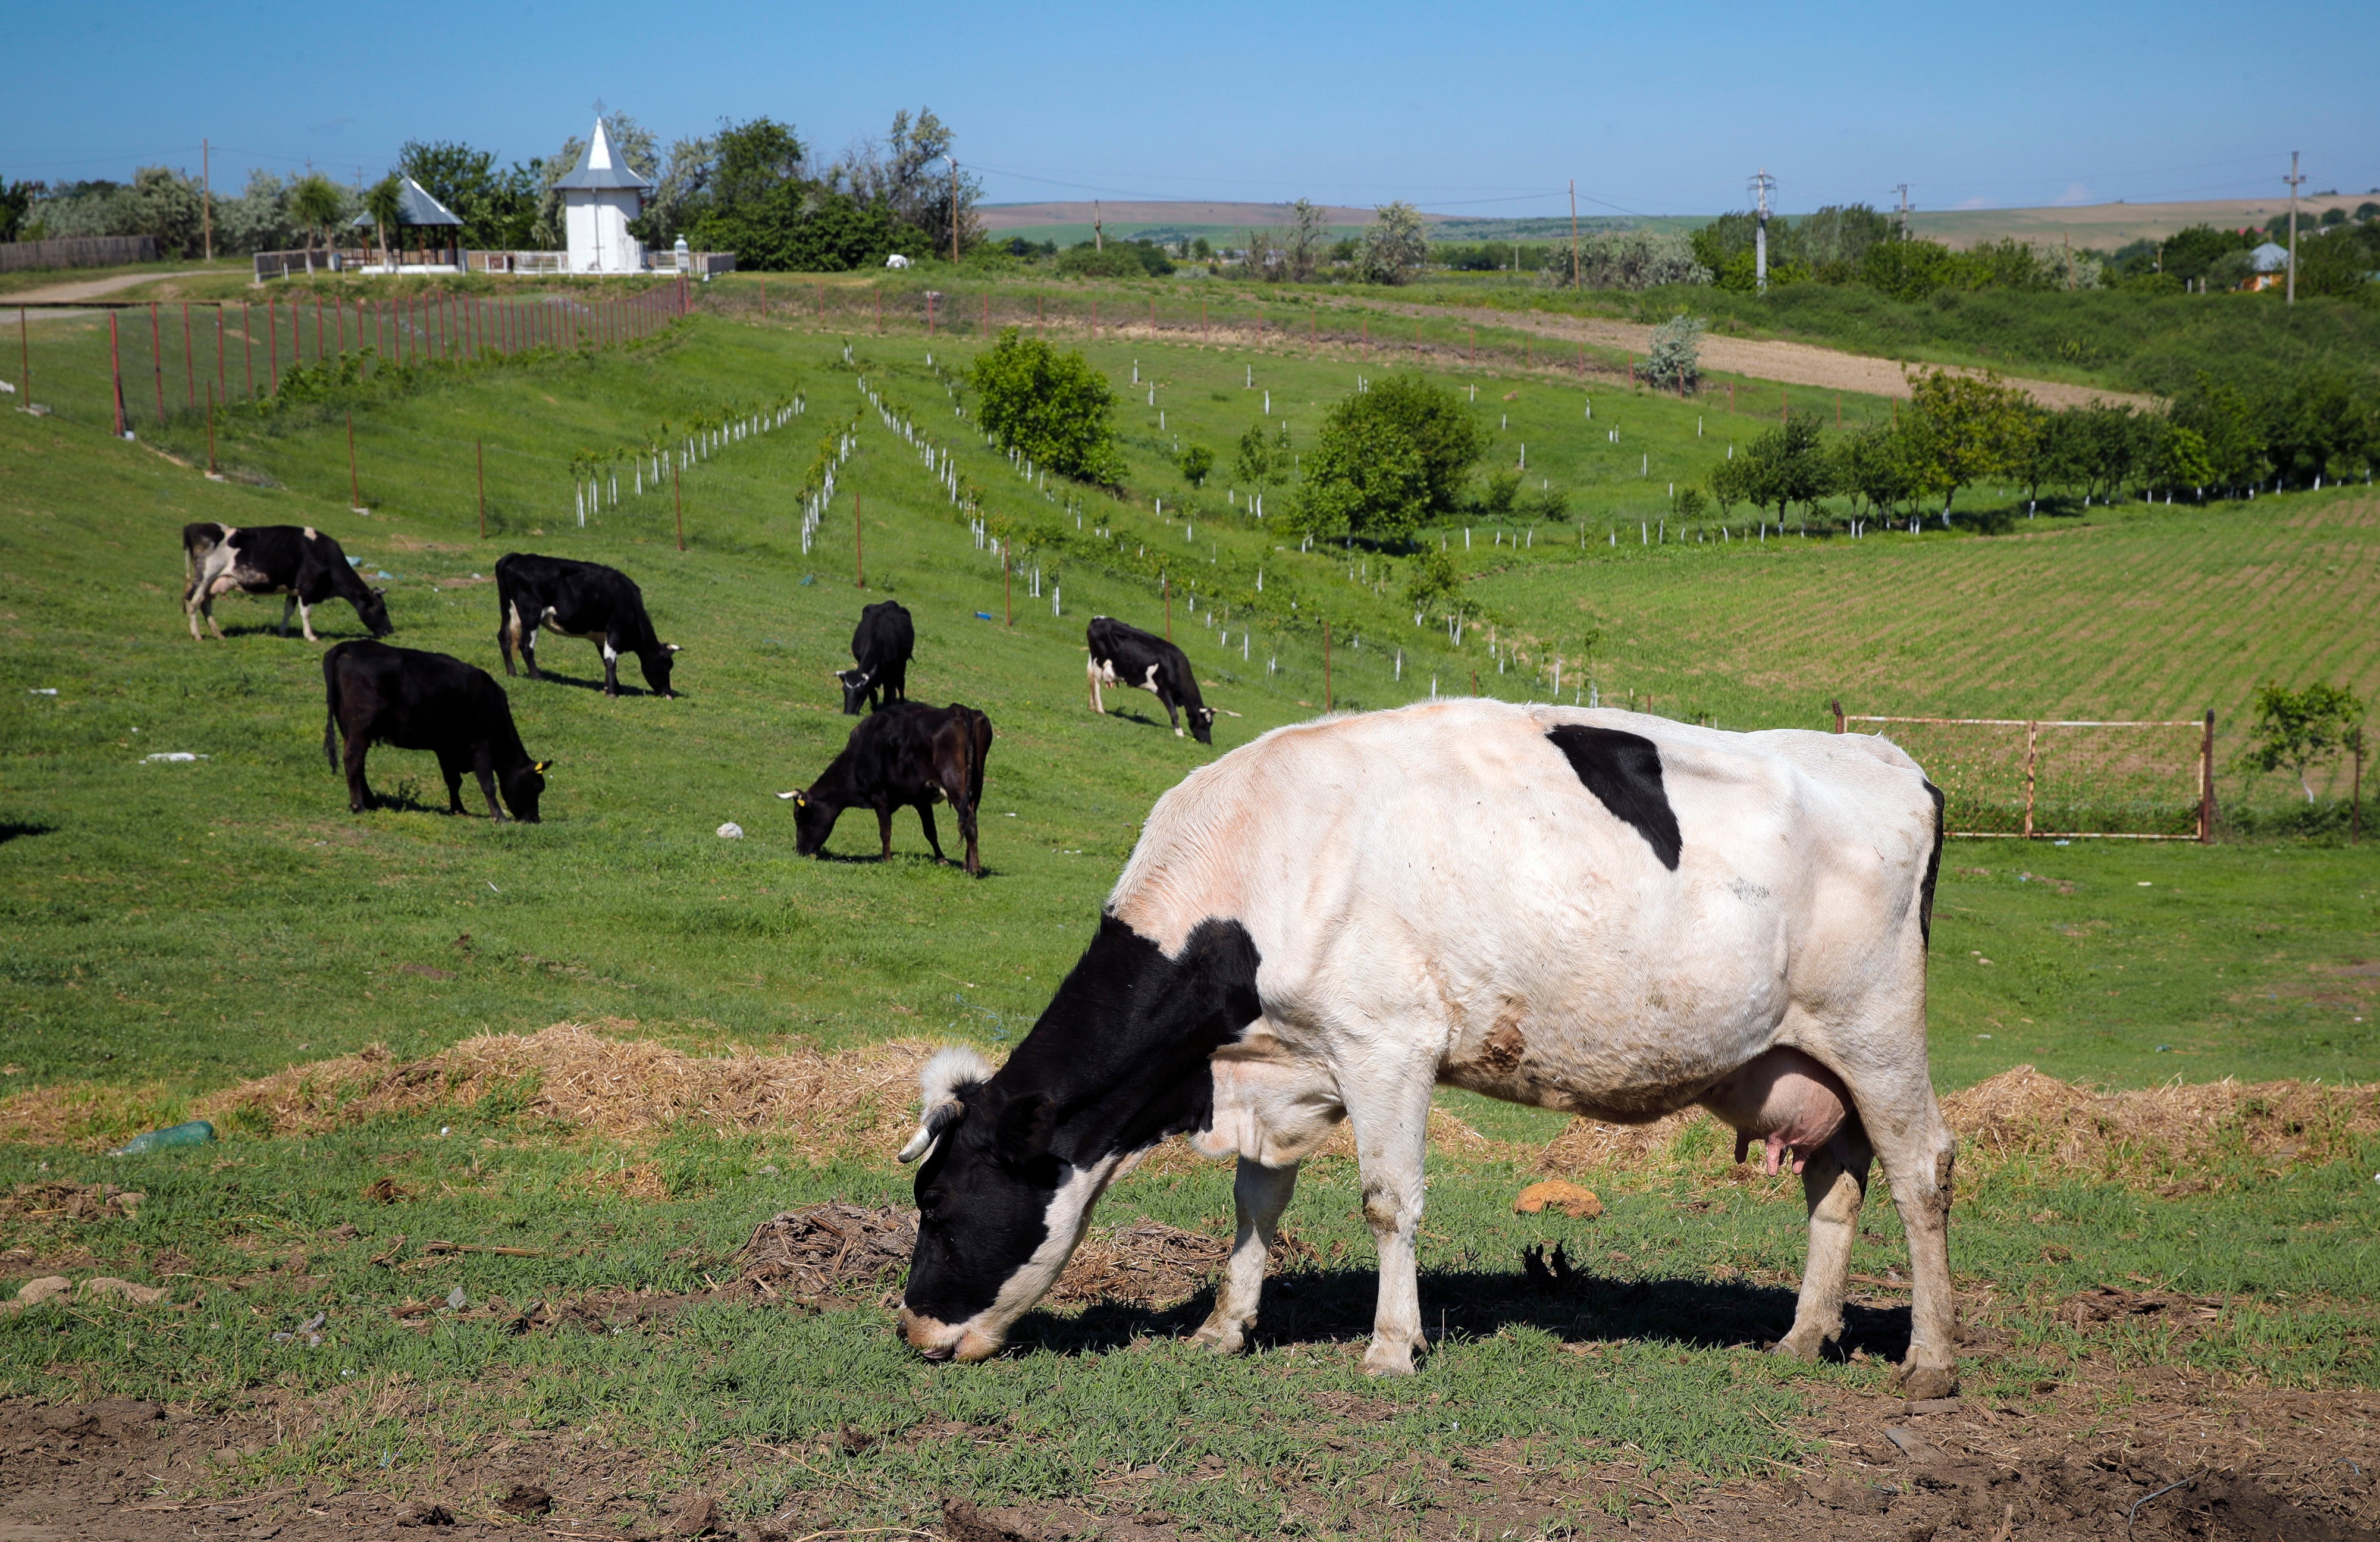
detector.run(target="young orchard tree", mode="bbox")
[1639,313,1707,393]
[1358,201,1430,285]
[1905,368,2036,518]
[1179,444,1215,489]
[2245,682,2363,804]
[1290,375,1482,544]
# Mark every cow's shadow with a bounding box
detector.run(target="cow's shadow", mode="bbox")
[1006,1263,1912,1364]
[205,622,371,641]
[516,669,662,698]
[810,848,997,878]
[1098,707,1167,732]
[0,822,55,845]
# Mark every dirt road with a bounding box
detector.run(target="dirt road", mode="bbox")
[1391,301,2158,410]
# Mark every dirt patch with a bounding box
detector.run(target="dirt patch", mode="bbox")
[736,1203,916,1302]
[0,1181,143,1221]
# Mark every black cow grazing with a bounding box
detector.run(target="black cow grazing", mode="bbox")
[1086,616,1215,744]
[778,702,993,876]
[183,523,393,642]
[494,553,680,698]
[838,600,915,714]
[322,641,549,822]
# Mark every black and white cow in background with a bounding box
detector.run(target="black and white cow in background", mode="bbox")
[838,600,915,714]
[1085,616,1214,744]
[322,640,549,822]
[494,553,681,698]
[893,700,1959,1399]
[779,701,993,876]
[183,523,393,642]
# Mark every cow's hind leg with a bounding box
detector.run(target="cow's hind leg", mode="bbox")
[295,596,318,643]
[1340,1054,1437,1375]
[1193,1158,1297,1355]
[279,594,298,638]
[1838,1061,1959,1397]
[1086,656,1104,714]
[914,801,946,863]
[1773,1130,1872,1362]
[343,738,374,814]
[875,801,895,860]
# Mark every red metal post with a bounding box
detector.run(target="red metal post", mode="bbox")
[2199,710,2217,844]
[109,312,126,436]
[1324,622,1334,711]
[242,303,253,397]
[150,303,166,419]
[477,439,486,541]
[1830,698,1845,734]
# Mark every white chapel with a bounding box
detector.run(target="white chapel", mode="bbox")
[557,118,654,274]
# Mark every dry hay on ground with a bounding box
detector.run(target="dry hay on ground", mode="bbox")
[0,1021,940,1159]
[1538,1064,2380,1191]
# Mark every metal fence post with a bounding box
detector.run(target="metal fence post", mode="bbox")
[2199,710,2217,843]
[2023,721,2038,838]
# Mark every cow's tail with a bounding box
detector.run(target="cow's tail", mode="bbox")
[1917,779,1945,950]
[322,653,344,773]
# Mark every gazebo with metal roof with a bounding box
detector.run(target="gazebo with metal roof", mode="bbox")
[352,176,464,269]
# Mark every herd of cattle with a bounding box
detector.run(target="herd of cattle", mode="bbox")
[178,522,1218,867]
[180,522,1967,1393]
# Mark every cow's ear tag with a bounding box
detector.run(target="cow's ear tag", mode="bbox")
[532,760,553,773]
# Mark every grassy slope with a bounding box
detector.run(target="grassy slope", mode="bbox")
[5,300,2378,1530]
[4,309,2376,1109]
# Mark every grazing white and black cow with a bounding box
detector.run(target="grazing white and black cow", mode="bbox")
[323,640,550,822]
[779,701,993,876]
[838,600,915,714]
[183,522,393,642]
[494,554,680,698]
[1085,616,1215,744]
[893,700,1959,1397]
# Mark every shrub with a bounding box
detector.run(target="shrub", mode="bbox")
[1292,374,1482,543]
[969,329,1122,485]
[1178,444,1214,488]
[1640,313,1706,391]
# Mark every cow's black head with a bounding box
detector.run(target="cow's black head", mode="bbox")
[639,643,682,698]
[785,786,838,855]
[1189,704,1216,745]
[896,1046,1086,1363]
[836,667,872,715]
[500,759,550,822]
[359,587,394,638]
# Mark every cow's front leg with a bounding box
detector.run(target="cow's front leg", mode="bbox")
[599,640,620,697]
[1773,1133,1871,1362]
[295,596,319,643]
[433,751,468,814]
[520,629,540,679]
[1341,1062,1437,1375]
[474,765,510,822]
[1193,1158,1298,1355]
[875,801,895,859]
[1086,656,1104,714]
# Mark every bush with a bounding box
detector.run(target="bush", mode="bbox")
[1178,444,1214,488]
[1640,313,1705,391]
[1291,374,1482,543]
[969,329,1122,485]
[1055,240,1173,278]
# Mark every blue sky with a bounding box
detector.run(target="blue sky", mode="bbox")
[10,1,2374,216]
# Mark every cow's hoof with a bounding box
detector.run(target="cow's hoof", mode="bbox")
[1360,1342,1418,1377]
[1888,1361,1959,1400]
[1190,1318,1247,1356]
[1768,1327,1834,1364]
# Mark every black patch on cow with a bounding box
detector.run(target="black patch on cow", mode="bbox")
[902,913,1263,1327]
[1918,779,1945,949]
[1545,726,1682,870]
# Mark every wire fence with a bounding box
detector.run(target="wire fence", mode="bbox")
[1837,708,2216,840]
[11,281,691,441]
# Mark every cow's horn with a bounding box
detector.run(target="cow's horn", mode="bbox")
[666,643,683,653]
[896,1126,937,1163]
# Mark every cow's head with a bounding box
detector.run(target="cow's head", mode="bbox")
[835,667,872,715]
[1189,704,1216,745]
[896,1046,1091,1364]
[781,785,838,855]
[359,587,394,638]
[500,759,550,822]
[640,642,682,698]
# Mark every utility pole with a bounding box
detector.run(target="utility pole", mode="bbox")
[2284,151,2304,305]
[202,139,214,261]
[1750,169,1776,293]
[1093,200,1104,252]
[1892,183,1909,242]
[1569,178,1581,288]
[947,156,961,265]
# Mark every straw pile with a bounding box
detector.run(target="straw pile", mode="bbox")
[1534,1064,2380,1189]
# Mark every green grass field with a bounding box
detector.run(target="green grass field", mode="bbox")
[4,290,2377,1536]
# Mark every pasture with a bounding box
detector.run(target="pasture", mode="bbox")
[3,293,2377,1540]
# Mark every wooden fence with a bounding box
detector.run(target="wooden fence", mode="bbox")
[0,236,159,272]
